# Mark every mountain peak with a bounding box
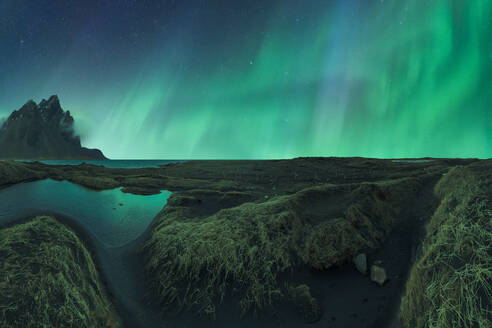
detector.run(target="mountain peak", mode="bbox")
[39,95,60,107]
[18,100,37,111]
[0,96,106,160]
[38,95,64,122]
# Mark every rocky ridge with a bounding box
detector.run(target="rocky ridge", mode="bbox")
[0,95,106,160]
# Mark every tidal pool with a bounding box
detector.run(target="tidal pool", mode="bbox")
[0,179,171,247]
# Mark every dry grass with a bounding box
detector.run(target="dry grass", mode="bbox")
[68,175,120,190]
[0,160,46,186]
[141,178,422,319]
[399,165,492,328]
[0,216,121,328]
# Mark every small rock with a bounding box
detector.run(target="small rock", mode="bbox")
[370,265,388,286]
[353,253,367,275]
[118,203,124,206]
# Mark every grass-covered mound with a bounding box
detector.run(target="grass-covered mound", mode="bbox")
[399,162,492,328]
[0,216,121,328]
[69,175,120,190]
[141,177,422,319]
[0,160,46,186]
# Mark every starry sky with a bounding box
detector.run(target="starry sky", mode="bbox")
[1,0,491,159]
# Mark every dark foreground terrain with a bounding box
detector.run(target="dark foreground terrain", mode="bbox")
[0,157,490,328]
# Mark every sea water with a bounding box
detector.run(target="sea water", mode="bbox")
[18,159,186,169]
[0,179,170,247]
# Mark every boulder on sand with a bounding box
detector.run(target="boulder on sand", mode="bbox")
[353,253,367,275]
[370,265,388,286]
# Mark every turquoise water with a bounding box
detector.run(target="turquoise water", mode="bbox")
[0,179,170,247]
[18,159,186,168]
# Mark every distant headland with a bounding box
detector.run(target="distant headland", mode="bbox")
[0,95,106,160]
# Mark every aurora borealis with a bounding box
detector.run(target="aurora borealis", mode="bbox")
[1,0,491,159]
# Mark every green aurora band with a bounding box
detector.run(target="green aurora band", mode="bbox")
[2,0,491,159]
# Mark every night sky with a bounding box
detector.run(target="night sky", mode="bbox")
[1,0,491,159]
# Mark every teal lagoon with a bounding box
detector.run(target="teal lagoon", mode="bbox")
[0,179,171,247]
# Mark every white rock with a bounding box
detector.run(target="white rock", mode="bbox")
[353,253,367,275]
[370,265,388,286]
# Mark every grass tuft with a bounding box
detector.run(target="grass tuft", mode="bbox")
[0,216,121,328]
[141,178,421,318]
[399,165,492,328]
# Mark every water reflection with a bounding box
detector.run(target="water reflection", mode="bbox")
[0,179,170,247]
